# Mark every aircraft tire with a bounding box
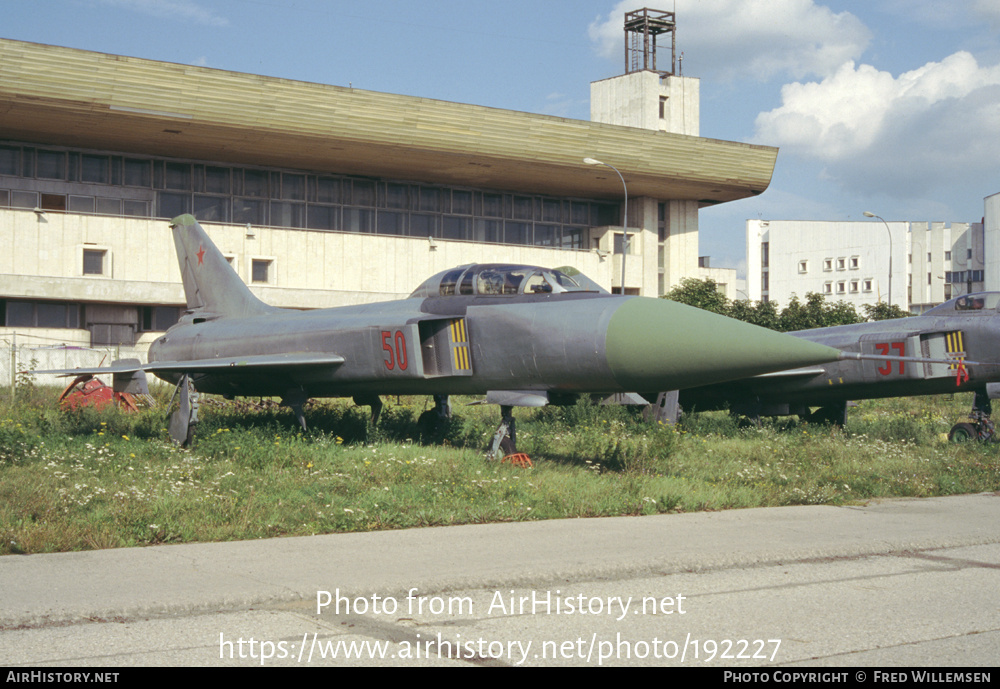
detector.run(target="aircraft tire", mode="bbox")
[948,422,979,443]
[417,409,446,440]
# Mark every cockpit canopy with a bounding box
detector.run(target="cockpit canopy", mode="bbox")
[409,264,606,299]
[923,292,1000,316]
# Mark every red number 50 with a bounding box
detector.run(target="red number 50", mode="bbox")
[381,330,409,371]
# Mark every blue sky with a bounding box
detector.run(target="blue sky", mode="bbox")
[5,0,1000,275]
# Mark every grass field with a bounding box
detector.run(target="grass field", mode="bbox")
[1,388,998,555]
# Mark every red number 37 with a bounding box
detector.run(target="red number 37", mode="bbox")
[875,342,905,376]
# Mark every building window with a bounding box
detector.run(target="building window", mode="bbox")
[823,282,832,294]
[36,150,67,180]
[81,154,110,184]
[69,196,95,213]
[823,258,832,272]
[141,306,181,332]
[837,258,846,271]
[761,242,769,268]
[613,233,634,255]
[945,251,952,261]
[123,158,151,187]
[863,280,873,292]
[928,272,932,285]
[252,259,271,284]
[928,253,932,263]
[83,249,106,275]
[850,281,859,293]
[0,145,19,175]
[11,190,38,209]
[798,260,808,274]
[3,300,80,329]
[659,96,668,119]
[850,256,859,270]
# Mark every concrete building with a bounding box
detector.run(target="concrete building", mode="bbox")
[0,36,775,368]
[984,192,1000,292]
[747,217,990,313]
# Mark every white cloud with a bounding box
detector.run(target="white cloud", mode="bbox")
[753,52,1000,197]
[96,0,229,27]
[588,0,870,81]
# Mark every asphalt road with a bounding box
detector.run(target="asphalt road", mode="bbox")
[1,493,998,667]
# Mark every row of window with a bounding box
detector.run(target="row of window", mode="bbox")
[78,246,276,287]
[1,300,181,333]
[946,270,985,284]
[2,188,592,248]
[0,142,618,248]
[910,250,973,263]
[0,190,150,217]
[798,257,861,274]
[822,279,874,295]
[156,193,590,248]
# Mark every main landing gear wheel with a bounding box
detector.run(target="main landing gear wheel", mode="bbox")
[418,395,452,441]
[948,422,978,443]
[948,400,996,443]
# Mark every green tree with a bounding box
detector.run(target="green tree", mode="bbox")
[779,293,862,332]
[826,299,865,327]
[728,299,780,330]
[663,278,729,315]
[862,302,911,321]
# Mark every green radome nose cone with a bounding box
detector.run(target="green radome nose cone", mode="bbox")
[605,298,841,391]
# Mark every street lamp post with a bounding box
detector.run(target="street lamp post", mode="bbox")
[584,158,628,294]
[864,211,893,308]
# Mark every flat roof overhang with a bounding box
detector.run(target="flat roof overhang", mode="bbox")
[0,39,777,204]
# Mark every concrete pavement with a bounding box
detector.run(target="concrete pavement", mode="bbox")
[1,493,998,667]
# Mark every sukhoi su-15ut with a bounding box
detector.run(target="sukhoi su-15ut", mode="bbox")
[34,215,875,452]
[679,293,1000,441]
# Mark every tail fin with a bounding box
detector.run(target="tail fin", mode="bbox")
[170,214,276,319]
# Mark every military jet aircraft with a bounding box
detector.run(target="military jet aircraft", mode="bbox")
[678,293,1000,441]
[36,214,872,452]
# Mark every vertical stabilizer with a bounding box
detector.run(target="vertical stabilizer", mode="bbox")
[170,214,276,319]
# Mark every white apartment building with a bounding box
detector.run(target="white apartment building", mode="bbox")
[984,191,1000,291]
[747,216,992,313]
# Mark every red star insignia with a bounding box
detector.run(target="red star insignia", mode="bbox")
[197,246,206,265]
